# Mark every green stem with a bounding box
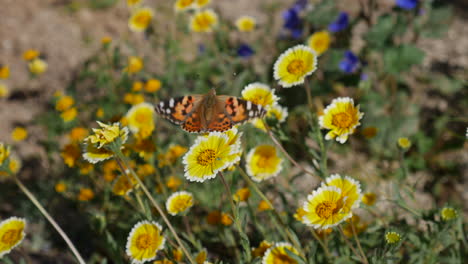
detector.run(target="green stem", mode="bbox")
[338,226,363,263]
[351,219,368,264]
[310,228,332,260]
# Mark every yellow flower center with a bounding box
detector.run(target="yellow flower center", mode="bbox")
[195,14,212,29]
[287,59,306,75]
[1,229,21,244]
[197,149,216,166]
[256,156,271,168]
[316,201,337,219]
[272,251,296,264]
[332,112,352,128]
[135,112,151,123]
[136,233,153,250]
[135,13,151,26]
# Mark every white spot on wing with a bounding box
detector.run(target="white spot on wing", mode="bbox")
[246,101,252,110]
[169,98,174,107]
[166,109,171,114]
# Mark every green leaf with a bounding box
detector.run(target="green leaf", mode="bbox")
[384,45,425,74]
[421,6,452,38]
[366,15,394,48]
[305,1,338,26]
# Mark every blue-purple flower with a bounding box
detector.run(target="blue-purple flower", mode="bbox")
[396,0,418,10]
[282,7,302,39]
[339,51,359,73]
[237,44,254,58]
[328,12,349,33]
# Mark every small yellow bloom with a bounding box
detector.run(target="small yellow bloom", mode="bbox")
[132,81,143,92]
[22,49,40,61]
[361,126,378,139]
[101,36,112,45]
[262,242,299,264]
[137,164,155,177]
[11,127,28,142]
[342,215,367,238]
[362,192,377,206]
[397,137,411,149]
[103,160,119,182]
[85,121,129,149]
[124,93,145,105]
[206,211,221,225]
[293,207,307,222]
[233,187,250,202]
[190,9,218,33]
[158,145,188,167]
[322,174,362,212]
[96,108,105,118]
[385,231,401,244]
[56,95,75,112]
[194,0,211,8]
[128,8,154,32]
[220,213,233,226]
[127,0,142,8]
[0,83,9,98]
[0,217,26,258]
[166,191,194,216]
[235,16,256,32]
[78,188,94,201]
[273,45,317,88]
[241,82,278,109]
[126,221,165,264]
[195,249,207,264]
[257,200,272,212]
[173,247,184,261]
[252,240,272,258]
[79,162,94,175]
[174,0,195,12]
[307,31,331,55]
[69,127,89,142]
[144,79,161,93]
[125,102,155,139]
[252,104,288,131]
[61,143,81,168]
[154,259,174,264]
[0,143,11,166]
[28,58,48,75]
[319,97,364,144]
[83,144,114,164]
[166,176,183,191]
[112,174,138,196]
[61,107,78,122]
[246,145,283,182]
[0,65,9,79]
[125,56,144,74]
[441,207,458,221]
[55,182,67,193]
[8,157,21,174]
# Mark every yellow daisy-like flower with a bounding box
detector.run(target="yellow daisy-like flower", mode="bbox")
[128,8,154,33]
[166,191,194,216]
[195,249,207,264]
[182,132,241,182]
[11,127,28,142]
[113,174,138,196]
[441,207,458,221]
[0,143,11,167]
[307,31,331,56]
[190,9,218,33]
[69,127,88,142]
[397,137,411,149]
[166,176,183,191]
[132,81,143,92]
[362,192,377,206]
[22,49,40,61]
[233,187,250,202]
[55,182,67,193]
[262,242,299,264]
[101,36,112,45]
[293,207,307,222]
[0,83,9,98]
[385,231,401,244]
[56,95,75,112]
[127,0,142,8]
[246,145,283,182]
[319,97,364,144]
[241,82,279,109]
[252,104,288,131]
[96,107,105,118]
[125,102,155,139]
[61,143,81,168]
[61,107,78,122]
[0,65,9,79]
[173,247,184,261]
[28,58,48,75]
[126,221,165,264]
[124,93,145,105]
[302,186,351,229]
[257,200,272,212]
[85,121,128,149]
[220,213,233,226]
[7,156,21,175]
[125,56,144,74]
[83,144,114,164]
[144,79,161,93]
[174,0,195,11]
[322,174,362,212]
[273,45,317,88]
[235,16,256,32]
[252,240,272,258]
[78,188,94,201]
[194,0,211,8]
[0,217,26,258]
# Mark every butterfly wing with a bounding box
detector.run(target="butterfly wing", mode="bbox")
[155,95,204,133]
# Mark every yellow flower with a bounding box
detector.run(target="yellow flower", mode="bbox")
[182,132,241,182]
[128,8,154,32]
[174,0,195,12]
[362,192,377,206]
[307,31,331,55]
[61,143,81,168]
[385,231,401,244]
[293,207,307,222]
[246,145,283,182]
[319,97,364,144]
[83,144,114,164]
[126,221,165,264]
[154,259,174,264]
[0,65,9,79]
[126,102,155,139]
[11,127,28,142]
[144,79,161,93]
[127,0,142,8]
[28,58,48,75]
[441,207,458,221]
[22,49,40,61]
[233,188,250,202]
[113,174,138,196]
[361,126,378,139]
[7,157,21,175]
[322,174,362,212]
[55,182,67,193]
[132,81,143,92]
[241,82,279,109]
[124,93,145,105]
[79,162,94,175]
[61,107,78,122]
[158,145,188,167]
[195,249,207,264]
[0,217,26,258]
[273,45,317,88]
[190,9,218,33]
[96,108,105,118]
[56,95,75,112]
[166,176,183,191]
[342,215,367,237]
[235,16,256,32]
[69,127,89,142]
[101,36,112,45]
[257,200,272,212]
[252,104,288,131]
[166,191,194,216]
[85,121,128,149]
[0,83,9,98]
[194,0,211,8]
[220,213,233,226]
[262,242,299,264]
[78,188,94,201]
[125,56,144,74]
[397,137,411,149]
[0,143,11,167]
[302,186,351,229]
[252,240,272,258]
[103,160,119,182]
[137,164,155,177]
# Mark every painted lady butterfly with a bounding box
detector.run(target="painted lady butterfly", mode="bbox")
[155,89,266,133]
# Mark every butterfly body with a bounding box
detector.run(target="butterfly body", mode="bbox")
[155,89,266,133]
